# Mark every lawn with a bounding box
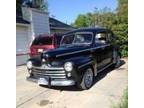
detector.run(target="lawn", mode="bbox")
[112,87,128,108]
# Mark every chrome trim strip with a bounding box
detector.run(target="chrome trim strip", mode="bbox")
[50,76,66,79]
[36,73,66,76]
[32,66,64,70]
[78,61,93,69]
[91,44,110,50]
[97,63,113,73]
[56,44,110,57]
[56,48,91,57]
[32,70,65,73]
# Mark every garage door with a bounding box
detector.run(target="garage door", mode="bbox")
[16,26,29,65]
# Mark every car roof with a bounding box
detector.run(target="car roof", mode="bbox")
[63,27,110,35]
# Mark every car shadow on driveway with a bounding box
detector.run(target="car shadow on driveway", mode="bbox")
[41,60,125,92]
[93,59,125,86]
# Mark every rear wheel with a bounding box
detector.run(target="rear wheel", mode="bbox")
[77,68,94,90]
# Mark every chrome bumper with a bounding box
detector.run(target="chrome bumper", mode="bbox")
[26,76,75,86]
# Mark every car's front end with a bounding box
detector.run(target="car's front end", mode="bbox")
[26,57,78,86]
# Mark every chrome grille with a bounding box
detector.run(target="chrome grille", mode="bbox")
[32,66,66,79]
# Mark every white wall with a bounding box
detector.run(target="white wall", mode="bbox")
[22,7,50,39]
[16,25,30,65]
[16,25,29,54]
[31,9,50,36]
[17,8,50,65]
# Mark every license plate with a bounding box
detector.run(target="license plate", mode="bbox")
[38,78,49,85]
[38,49,43,53]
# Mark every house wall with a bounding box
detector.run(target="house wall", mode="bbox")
[16,7,50,65]
[31,10,50,36]
[16,24,30,65]
[22,7,50,39]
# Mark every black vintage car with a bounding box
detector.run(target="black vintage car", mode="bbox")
[26,28,121,90]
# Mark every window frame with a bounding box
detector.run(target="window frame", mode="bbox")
[107,31,114,43]
[60,32,94,46]
[95,31,108,45]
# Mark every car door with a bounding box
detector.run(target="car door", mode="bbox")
[93,31,106,70]
[106,31,115,64]
[94,31,112,69]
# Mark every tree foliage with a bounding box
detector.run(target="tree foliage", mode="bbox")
[16,0,48,12]
[72,0,128,57]
[16,0,23,12]
[72,14,88,27]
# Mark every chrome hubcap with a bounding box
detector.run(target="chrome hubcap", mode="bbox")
[84,69,93,88]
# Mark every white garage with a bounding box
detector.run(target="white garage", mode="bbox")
[16,7,51,66]
[16,24,30,65]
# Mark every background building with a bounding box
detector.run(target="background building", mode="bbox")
[49,17,74,34]
[16,7,74,65]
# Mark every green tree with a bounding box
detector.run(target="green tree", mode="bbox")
[16,0,48,12]
[31,0,48,11]
[73,14,88,28]
[117,0,128,23]
[16,0,23,12]
[113,0,128,57]
[72,0,128,57]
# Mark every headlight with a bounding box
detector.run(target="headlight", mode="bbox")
[64,62,73,72]
[27,61,32,69]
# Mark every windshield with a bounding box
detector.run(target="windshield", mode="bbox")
[32,37,53,45]
[60,32,93,46]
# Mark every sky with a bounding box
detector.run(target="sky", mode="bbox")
[48,0,118,25]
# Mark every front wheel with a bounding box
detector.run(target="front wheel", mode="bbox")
[77,68,94,90]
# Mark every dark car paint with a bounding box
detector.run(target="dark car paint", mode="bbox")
[27,28,120,85]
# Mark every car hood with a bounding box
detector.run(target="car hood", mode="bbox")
[42,45,91,59]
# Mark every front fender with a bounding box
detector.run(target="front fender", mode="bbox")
[64,56,93,69]
[27,55,42,67]
[65,56,97,76]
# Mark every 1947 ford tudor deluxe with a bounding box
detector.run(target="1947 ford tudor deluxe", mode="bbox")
[26,28,121,90]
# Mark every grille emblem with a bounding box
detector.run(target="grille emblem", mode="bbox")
[42,64,48,69]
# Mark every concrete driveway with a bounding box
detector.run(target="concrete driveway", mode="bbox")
[16,58,128,108]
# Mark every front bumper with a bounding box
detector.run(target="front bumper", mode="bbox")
[27,65,77,86]
[27,76,75,86]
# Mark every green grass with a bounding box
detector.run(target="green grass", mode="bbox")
[112,87,128,108]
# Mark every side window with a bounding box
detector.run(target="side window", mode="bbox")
[61,34,74,45]
[95,32,107,45]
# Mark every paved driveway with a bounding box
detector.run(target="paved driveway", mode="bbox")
[16,58,128,108]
